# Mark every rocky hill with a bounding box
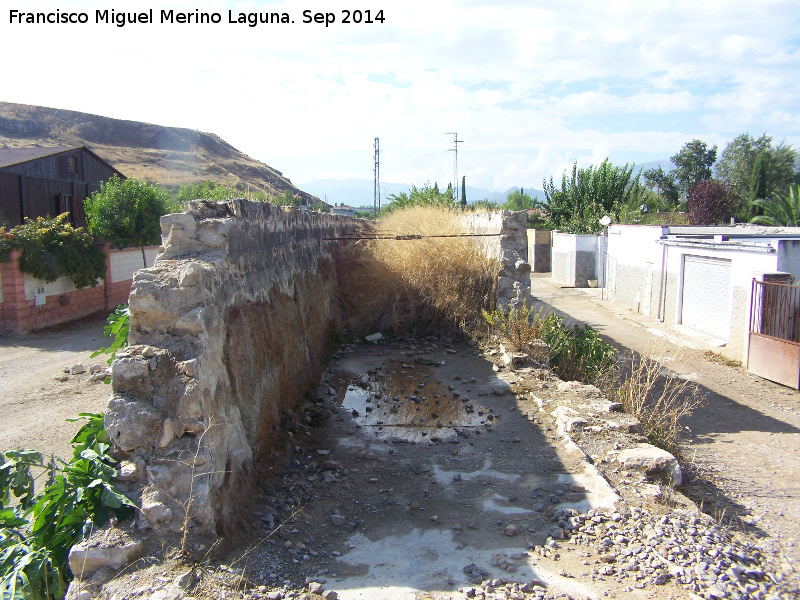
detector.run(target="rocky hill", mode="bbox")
[0,102,319,204]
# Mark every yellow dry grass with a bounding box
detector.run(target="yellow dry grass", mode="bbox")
[337,206,499,335]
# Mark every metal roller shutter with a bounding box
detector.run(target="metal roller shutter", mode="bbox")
[681,255,732,339]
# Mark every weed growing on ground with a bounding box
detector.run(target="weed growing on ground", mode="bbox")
[0,414,135,599]
[614,353,701,455]
[482,302,553,362]
[541,315,617,386]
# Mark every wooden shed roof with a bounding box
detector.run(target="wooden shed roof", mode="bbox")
[0,146,124,178]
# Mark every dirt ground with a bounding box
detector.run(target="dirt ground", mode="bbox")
[3,284,800,600]
[0,313,112,461]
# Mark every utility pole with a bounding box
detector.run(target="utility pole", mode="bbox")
[446,132,463,202]
[373,137,380,218]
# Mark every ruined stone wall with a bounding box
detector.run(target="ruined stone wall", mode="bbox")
[460,211,531,309]
[104,200,355,535]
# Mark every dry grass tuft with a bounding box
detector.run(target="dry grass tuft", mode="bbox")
[614,352,701,455]
[337,206,499,335]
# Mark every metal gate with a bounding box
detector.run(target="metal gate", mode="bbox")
[748,279,800,389]
[681,255,731,339]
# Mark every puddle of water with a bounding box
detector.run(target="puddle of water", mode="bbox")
[337,362,486,443]
[330,529,600,600]
[482,494,534,515]
[431,458,523,485]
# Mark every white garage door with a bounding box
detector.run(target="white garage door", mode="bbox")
[681,255,732,339]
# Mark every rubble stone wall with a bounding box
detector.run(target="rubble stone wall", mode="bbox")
[104,200,355,534]
[460,211,531,309]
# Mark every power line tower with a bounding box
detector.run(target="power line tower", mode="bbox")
[446,132,463,202]
[373,137,381,218]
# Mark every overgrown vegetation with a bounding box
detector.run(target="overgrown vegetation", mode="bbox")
[483,307,700,454]
[0,214,105,288]
[337,206,498,335]
[542,159,644,234]
[483,303,616,386]
[1,414,135,599]
[381,183,458,215]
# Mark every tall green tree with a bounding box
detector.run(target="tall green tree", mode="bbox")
[670,139,717,195]
[503,188,539,211]
[751,149,769,200]
[716,133,798,214]
[84,176,171,267]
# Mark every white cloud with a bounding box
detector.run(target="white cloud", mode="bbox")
[3,0,799,191]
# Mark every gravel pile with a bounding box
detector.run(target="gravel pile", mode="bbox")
[543,505,797,600]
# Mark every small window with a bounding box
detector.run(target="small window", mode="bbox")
[68,156,78,173]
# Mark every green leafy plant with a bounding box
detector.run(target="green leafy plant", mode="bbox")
[540,315,617,385]
[382,183,459,215]
[0,215,105,289]
[750,184,800,226]
[84,175,171,268]
[543,159,642,234]
[90,305,130,368]
[0,414,135,599]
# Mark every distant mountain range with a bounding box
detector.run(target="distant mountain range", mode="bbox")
[297,178,547,209]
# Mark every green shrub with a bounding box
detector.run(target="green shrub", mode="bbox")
[540,315,617,385]
[0,215,105,289]
[482,304,616,384]
[0,414,135,599]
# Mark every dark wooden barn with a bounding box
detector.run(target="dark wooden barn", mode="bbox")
[0,146,125,228]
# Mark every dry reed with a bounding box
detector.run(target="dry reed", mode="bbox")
[336,206,499,335]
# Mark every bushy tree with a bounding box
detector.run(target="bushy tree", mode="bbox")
[716,133,798,215]
[686,180,733,225]
[84,175,171,267]
[751,149,769,200]
[503,188,539,211]
[643,166,680,205]
[543,159,642,234]
[383,183,457,214]
[671,140,717,195]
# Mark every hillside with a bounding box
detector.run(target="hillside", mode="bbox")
[0,102,319,204]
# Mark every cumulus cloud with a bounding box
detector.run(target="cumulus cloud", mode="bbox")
[4,0,799,190]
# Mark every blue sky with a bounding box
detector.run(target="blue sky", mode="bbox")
[3,0,799,192]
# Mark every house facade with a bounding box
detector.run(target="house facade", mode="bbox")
[0,146,124,227]
[604,224,800,362]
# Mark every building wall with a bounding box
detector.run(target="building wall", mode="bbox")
[552,232,601,287]
[0,245,158,334]
[603,225,798,362]
[527,229,551,273]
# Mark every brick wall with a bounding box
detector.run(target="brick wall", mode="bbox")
[0,245,159,334]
